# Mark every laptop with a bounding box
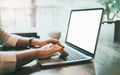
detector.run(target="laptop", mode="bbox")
[37,8,104,66]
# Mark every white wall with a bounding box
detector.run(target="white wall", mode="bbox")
[36,0,103,42]
[99,23,115,42]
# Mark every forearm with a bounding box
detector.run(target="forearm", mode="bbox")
[16,38,41,47]
[15,37,59,48]
[16,38,30,47]
[16,44,63,69]
[15,49,37,69]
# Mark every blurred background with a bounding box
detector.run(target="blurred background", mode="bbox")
[0,0,120,42]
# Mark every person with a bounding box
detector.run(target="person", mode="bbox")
[0,27,68,75]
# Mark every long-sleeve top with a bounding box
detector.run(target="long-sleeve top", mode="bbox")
[0,27,18,75]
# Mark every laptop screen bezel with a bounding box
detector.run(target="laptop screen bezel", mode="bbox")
[65,8,104,58]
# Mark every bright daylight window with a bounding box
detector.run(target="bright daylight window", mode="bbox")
[0,0,36,32]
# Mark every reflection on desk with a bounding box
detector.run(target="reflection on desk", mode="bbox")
[6,39,120,75]
[94,40,120,75]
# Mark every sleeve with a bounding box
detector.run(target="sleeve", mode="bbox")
[0,28,19,47]
[0,52,16,75]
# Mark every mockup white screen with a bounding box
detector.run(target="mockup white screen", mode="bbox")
[66,9,102,54]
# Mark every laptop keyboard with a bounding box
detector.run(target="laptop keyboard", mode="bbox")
[60,48,87,61]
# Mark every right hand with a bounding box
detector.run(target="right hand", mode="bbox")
[36,44,68,59]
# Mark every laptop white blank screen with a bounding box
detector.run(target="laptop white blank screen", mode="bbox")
[66,9,103,54]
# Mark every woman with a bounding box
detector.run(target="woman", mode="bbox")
[0,27,68,74]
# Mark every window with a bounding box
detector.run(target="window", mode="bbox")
[0,0,36,31]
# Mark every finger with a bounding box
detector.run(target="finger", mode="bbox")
[47,39,59,44]
[63,49,69,56]
[59,48,69,56]
[47,39,64,48]
[41,43,54,49]
[50,44,68,56]
[56,43,64,48]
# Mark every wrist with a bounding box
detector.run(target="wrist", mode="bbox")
[31,38,42,47]
[29,38,34,45]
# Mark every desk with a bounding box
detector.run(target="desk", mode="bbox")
[4,38,119,75]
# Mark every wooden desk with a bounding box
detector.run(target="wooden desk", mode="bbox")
[5,38,120,75]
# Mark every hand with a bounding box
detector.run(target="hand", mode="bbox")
[32,38,64,48]
[35,44,68,59]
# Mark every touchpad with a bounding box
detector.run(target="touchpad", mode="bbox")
[38,52,64,66]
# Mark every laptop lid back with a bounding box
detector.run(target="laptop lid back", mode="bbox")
[65,8,104,58]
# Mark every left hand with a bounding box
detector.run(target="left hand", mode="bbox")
[31,38,64,48]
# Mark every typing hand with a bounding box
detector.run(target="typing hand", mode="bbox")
[36,44,68,59]
[49,44,68,56]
